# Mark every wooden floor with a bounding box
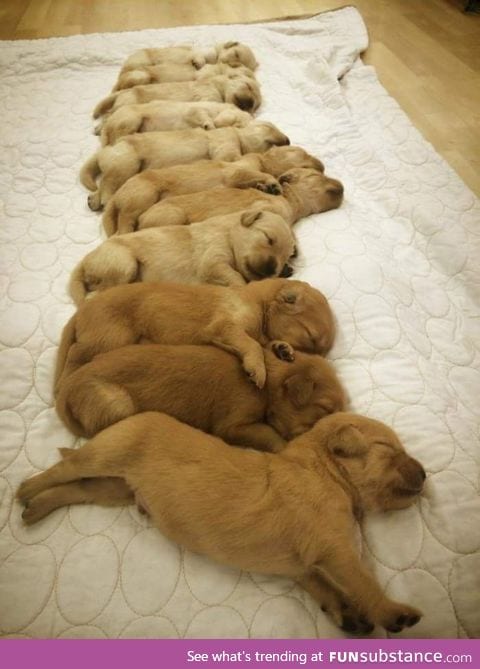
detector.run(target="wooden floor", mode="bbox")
[1,0,479,195]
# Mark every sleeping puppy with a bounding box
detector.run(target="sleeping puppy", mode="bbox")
[93,74,262,118]
[18,411,425,635]
[113,62,255,91]
[69,211,296,304]
[102,145,325,235]
[54,278,335,392]
[122,42,258,71]
[81,122,290,211]
[55,343,345,447]
[99,100,251,145]
[135,168,343,231]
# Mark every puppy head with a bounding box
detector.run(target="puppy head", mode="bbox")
[231,210,296,282]
[314,413,426,512]
[240,121,290,153]
[265,280,335,355]
[224,77,262,112]
[279,168,344,214]
[217,41,258,70]
[266,352,346,440]
[263,146,325,175]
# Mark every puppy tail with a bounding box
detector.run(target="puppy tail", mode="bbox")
[69,262,88,306]
[103,200,119,236]
[93,93,117,119]
[53,314,77,395]
[79,153,100,191]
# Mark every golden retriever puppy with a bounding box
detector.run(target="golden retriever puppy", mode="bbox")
[70,211,296,304]
[55,343,345,448]
[99,100,251,145]
[102,145,325,235]
[122,42,258,71]
[81,122,290,211]
[93,75,262,119]
[136,167,343,231]
[113,62,255,91]
[54,278,335,392]
[18,411,425,635]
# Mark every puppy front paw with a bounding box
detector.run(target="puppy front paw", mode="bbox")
[255,179,282,195]
[243,358,266,389]
[271,340,295,362]
[380,602,422,633]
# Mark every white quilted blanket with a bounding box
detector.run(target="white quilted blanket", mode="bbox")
[1,7,479,640]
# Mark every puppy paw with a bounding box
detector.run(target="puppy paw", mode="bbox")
[317,589,374,636]
[380,602,422,633]
[271,340,295,362]
[17,476,46,504]
[87,193,103,212]
[243,360,266,389]
[255,179,282,195]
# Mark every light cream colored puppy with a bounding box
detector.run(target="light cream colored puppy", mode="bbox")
[113,62,255,91]
[136,168,344,230]
[99,100,251,145]
[81,122,290,211]
[93,75,262,118]
[18,411,425,635]
[69,210,296,304]
[122,42,258,71]
[102,146,325,236]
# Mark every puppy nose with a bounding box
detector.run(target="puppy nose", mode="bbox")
[279,264,294,278]
[328,179,344,197]
[283,137,290,145]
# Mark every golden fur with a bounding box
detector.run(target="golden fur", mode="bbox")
[93,74,262,119]
[101,145,324,235]
[54,278,335,392]
[55,344,345,448]
[69,210,296,304]
[113,62,255,91]
[122,42,258,72]
[135,167,343,230]
[80,122,290,211]
[18,411,425,635]
[99,100,251,145]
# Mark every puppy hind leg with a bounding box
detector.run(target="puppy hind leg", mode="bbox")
[81,243,139,295]
[313,548,422,633]
[17,421,144,503]
[22,477,134,525]
[138,203,188,229]
[299,573,374,636]
[80,379,137,437]
[98,146,142,207]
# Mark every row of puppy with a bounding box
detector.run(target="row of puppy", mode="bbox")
[18,42,425,637]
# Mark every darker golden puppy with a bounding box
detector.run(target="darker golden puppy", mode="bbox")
[56,344,345,448]
[18,411,425,635]
[54,278,335,392]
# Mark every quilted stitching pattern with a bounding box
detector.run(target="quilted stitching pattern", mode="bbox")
[0,8,479,639]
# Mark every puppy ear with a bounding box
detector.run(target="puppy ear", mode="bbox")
[328,425,368,458]
[284,374,315,409]
[275,284,304,312]
[241,210,263,227]
[223,41,239,48]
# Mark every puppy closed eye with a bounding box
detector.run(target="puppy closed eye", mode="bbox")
[264,233,274,246]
